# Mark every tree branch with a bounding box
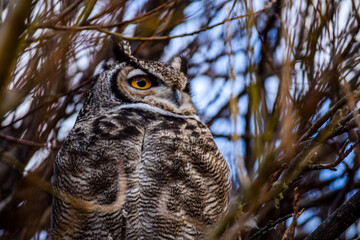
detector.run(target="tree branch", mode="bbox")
[304,189,360,240]
[0,0,35,92]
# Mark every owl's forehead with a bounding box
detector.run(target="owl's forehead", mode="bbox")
[131,59,187,90]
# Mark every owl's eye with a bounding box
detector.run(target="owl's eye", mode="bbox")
[130,75,152,90]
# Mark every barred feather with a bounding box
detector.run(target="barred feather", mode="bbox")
[51,44,230,239]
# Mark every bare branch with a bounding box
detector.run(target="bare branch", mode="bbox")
[304,190,360,240]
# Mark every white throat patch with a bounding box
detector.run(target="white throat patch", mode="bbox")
[112,103,200,121]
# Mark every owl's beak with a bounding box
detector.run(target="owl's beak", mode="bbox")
[173,88,182,107]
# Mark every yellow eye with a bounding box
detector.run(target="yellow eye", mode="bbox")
[130,75,152,90]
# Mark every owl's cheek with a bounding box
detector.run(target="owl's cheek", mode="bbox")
[144,97,177,110]
[140,89,173,105]
[179,94,196,115]
[151,88,174,101]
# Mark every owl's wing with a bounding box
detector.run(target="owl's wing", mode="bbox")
[51,110,146,239]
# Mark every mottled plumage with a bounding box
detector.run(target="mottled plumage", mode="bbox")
[51,41,230,239]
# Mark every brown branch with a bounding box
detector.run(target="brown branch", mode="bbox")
[37,0,279,41]
[0,77,92,130]
[213,133,252,141]
[205,88,247,126]
[47,0,83,25]
[87,0,173,26]
[0,0,35,92]
[305,140,357,171]
[0,132,59,149]
[330,116,360,139]
[282,209,305,240]
[282,187,303,240]
[298,89,360,142]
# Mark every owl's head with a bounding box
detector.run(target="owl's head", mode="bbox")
[86,41,197,118]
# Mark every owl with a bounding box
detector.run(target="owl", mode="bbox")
[51,41,230,240]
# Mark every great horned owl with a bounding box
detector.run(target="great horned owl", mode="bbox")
[51,41,230,239]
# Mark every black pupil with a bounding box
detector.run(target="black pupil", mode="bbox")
[137,78,147,87]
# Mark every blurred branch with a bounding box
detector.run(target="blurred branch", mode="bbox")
[88,0,173,26]
[0,77,92,131]
[47,0,83,25]
[213,133,252,141]
[37,0,279,42]
[0,132,59,149]
[0,0,34,92]
[298,90,360,143]
[305,140,357,171]
[205,89,247,126]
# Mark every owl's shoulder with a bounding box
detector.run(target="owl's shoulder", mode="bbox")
[59,109,149,153]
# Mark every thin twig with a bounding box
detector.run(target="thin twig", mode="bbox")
[281,208,305,240]
[298,90,360,142]
[0,132,59,149]
[0,77,92,130]
[38,0,279,41]
[247,213,293,240]
[305,140,357,171]
[282,187,303,240]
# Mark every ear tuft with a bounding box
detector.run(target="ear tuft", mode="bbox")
[171,56,188,75]
[171,57,182,70]
[119,40,132,56]
[179,55,188,75]
[111,36,133,61]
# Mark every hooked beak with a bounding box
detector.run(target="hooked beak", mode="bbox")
[173,87,182,107]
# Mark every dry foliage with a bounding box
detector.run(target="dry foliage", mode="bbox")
[0,0,360,239]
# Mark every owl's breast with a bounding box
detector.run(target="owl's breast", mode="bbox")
[135,114,230,238]
[53,109,229,239]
